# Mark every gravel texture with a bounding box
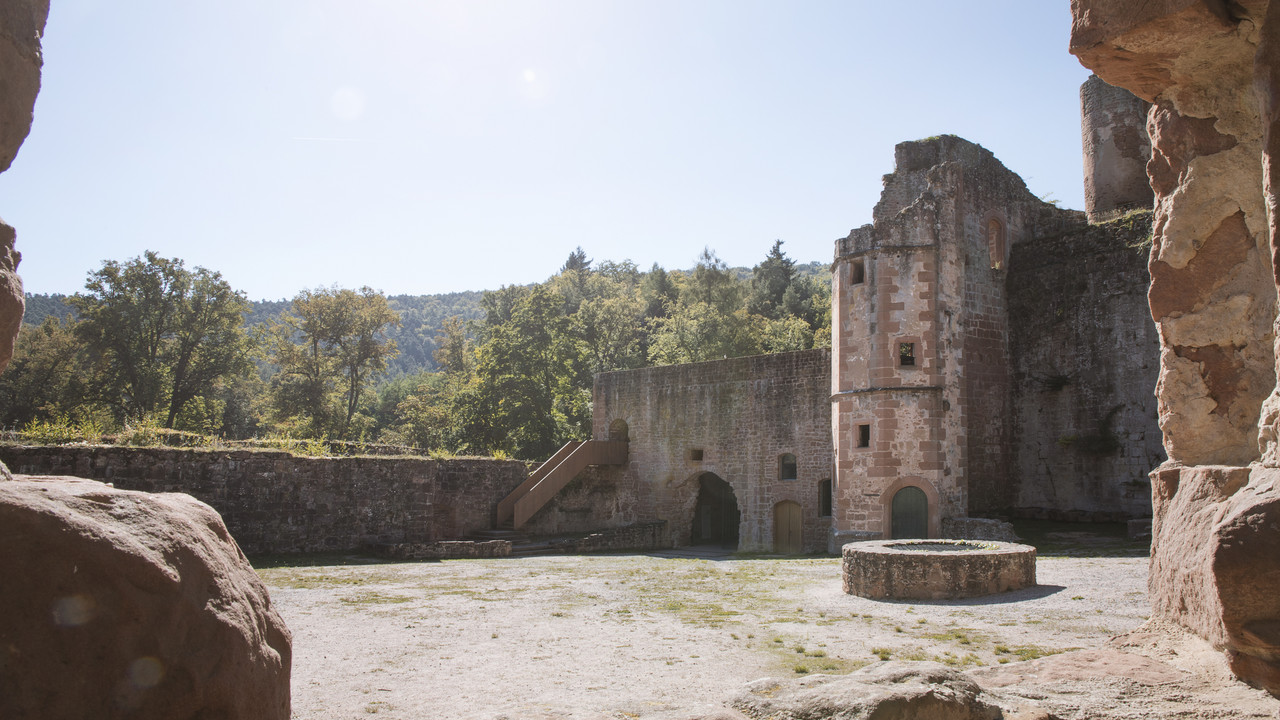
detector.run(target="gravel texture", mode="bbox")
[254,539,1269,720]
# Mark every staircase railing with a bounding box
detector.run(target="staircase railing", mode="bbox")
[500,440,628,529]
[495,441,582,527]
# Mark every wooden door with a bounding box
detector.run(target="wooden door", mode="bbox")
[774,501,802,554]
[891,486,928,539]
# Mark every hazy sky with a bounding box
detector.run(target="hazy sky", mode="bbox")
[1,1,1093,300]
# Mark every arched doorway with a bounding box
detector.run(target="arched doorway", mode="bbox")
[891,486,929,539]
[773,500,802,554]
[608,419,629,441]
[690,473,739,549]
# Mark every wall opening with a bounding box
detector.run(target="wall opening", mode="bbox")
[987,217,1006,269]
[857,424,871,448]
[689,448,704,462]
[779,453,797,480]
[773,500,803,553]
[890,486,929,539]
[608,419,629,442]
[899,342,916,367]
[690,473,740,549]
[851,259,866,284]
[819,479,833,517]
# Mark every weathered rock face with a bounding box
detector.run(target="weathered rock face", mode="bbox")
[0,0,47,373]
[1149,465,1280,695]
[729,662,1001,720]
[0,476,292,719]
[1070,0,1280,694]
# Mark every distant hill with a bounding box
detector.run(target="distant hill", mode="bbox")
[22,291,487,378]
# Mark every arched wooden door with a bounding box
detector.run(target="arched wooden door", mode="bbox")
[890,486,928,539]
[774,500,802,554]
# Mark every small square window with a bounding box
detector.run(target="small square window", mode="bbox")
[899,342,915,367]
[851,259,865,284]
[689,448,704,462]
[857,424,870,448]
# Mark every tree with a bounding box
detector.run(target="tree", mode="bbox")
[69,251,256,427]
[269,286,399,439]
[748,240,798,320]
[0,316,97,427]
[472,284,588,459]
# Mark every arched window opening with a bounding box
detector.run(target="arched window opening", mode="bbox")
[608,419,629,442]
[779,453,798,481]
[987,217,1006,269]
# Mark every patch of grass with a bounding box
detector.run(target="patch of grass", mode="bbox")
[340,591,413,606]
[936,651,983,668]
[922,627,979,646]
[871,647,892,661]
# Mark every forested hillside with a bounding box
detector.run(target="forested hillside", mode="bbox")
[6,243,831,459]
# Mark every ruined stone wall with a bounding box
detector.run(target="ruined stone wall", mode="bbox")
[1008,213,1164,521]
[832,136,1086,538]
[592,349,833,553]
[0,446,528,555]
[1081,75,1154,222]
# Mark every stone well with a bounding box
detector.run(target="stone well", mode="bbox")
[842,540,1036,600]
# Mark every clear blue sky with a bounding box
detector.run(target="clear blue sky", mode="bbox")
[0,1,1092,301]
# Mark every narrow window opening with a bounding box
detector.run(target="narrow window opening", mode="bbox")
[819,479,833,517]
[987,217,1006,269]
[690,448,704,462]
[779,453,798,481]
[851,259,865,284]
[899,342,916,367]
[857,424,871,448]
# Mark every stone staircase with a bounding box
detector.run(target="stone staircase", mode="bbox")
[494,440,628,530]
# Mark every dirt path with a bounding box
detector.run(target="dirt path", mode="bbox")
[259,551,1163,719]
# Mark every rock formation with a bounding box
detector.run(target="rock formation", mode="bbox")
[1070,0,1280,694]
[0,476,292,719]
[0,0,47,372]
[727,662,1001,720]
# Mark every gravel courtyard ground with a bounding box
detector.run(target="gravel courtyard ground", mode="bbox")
[256,528,1197,719]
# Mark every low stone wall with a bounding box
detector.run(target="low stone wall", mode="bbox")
[0,445,528,555]
[552,521,669,554]
[375,540,512,560]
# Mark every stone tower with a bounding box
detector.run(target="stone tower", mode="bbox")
[829,136,1085,549]
[1080,74,1153,222]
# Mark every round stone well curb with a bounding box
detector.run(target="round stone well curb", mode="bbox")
[842,539,1037,600]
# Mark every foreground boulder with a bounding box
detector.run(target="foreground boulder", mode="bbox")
[0,476,291,719]
[728,662,1000,720]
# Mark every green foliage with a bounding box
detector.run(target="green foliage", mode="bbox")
[269,286,400,440]
[13,242,830,455]
[18,415,97,445]
[0,316,99,428]
[68,251,257,428]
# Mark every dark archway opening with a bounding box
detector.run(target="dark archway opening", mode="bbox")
[690,473,740,549]
[891,486,928,539]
